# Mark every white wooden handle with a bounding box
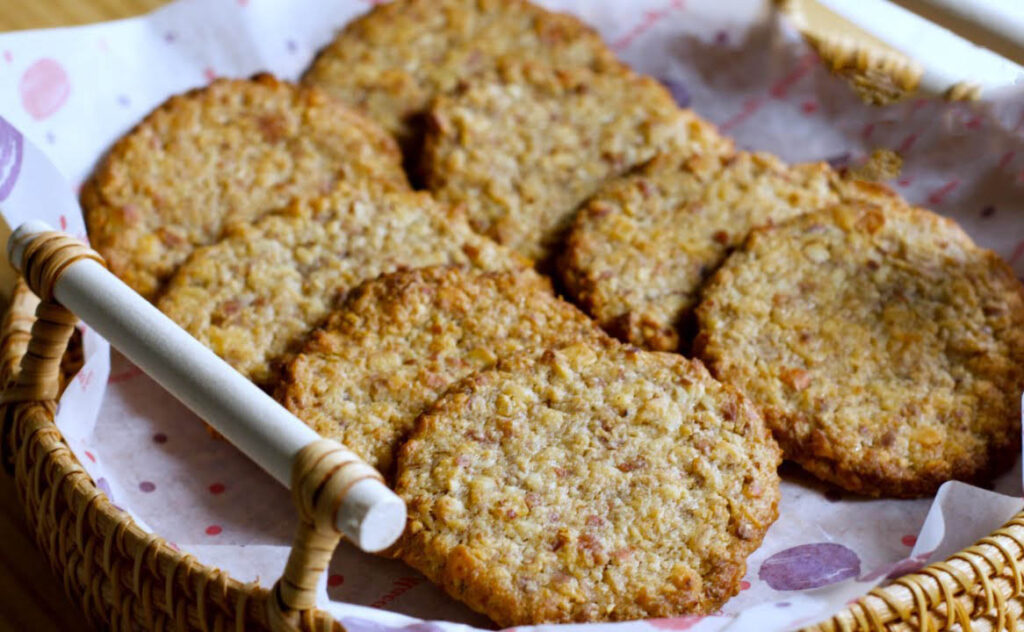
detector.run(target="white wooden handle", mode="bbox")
[9,220,405,553]
[889,0,1024,68]
[812,0,1024,97]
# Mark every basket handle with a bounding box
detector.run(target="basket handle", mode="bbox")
[7,222,406,630]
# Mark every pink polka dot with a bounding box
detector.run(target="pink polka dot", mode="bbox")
[740,580,751,591]
[203,67,217,82]
[139,481,155,493]
[209,482,226,495]
[901,534,917,547]
[84,450,96,462]
[19,59,70,121]
[801,100,818,114]
[328,574,344,587]
[3,51,11,63]
[205,525,222,536]
[153,433,167,444]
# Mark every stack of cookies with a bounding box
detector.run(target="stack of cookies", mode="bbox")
[81,0,1024,625]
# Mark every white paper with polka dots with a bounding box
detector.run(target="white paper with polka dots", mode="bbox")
[0,1,1022,630]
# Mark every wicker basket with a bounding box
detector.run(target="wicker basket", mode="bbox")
[2,269,1024,631]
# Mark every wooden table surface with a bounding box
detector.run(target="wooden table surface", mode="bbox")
[0,3,168,628]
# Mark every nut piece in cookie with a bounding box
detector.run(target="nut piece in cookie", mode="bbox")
[421,60,732,264]
[83,74,407,299]
[561,151,848,351]
[302,0,622,148]
[695,203,1024,497]
[395,339,781,625]
[277,266,605,475]
[157,183,525,386]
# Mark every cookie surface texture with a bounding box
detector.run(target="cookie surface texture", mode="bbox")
[421,61,732,262]
[278,266,604,474]
[83,74,407,299]
[695,204,1024,497]
[560,152,843,351]
[395,340,781,625]
[301,0,621,146]
[157,185,523,385]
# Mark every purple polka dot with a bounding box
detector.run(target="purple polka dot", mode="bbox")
[885,556,927,580]
[714,30,729,45]
[286,39,298,53]
[164,31,177,43]
[139,481,155,493]
[980,205,996,218]
[96,477,114,502]
[117,95,130,107]
[45,131,55,144]
[660,78,691,108]
[759,543,861,590]
[0,116,25,202]
[826,152,851,169]
[153,432,167,444]
[775,602,791,608]
[858,553,930,582]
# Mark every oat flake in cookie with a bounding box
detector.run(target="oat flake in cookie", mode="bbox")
[560,151,847,351]
[83,74,407,300]
[157,184,524,386]
[302,0,621,148]
[277,266,605,475]
[394,339,781,626]
[421,60,732,264]
[695,204,1024,498]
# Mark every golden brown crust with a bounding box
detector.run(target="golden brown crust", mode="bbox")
[420,60,732,263]
[394,339,781,625]
[301,0,622,147]
[559,152,843,351]
[83,74,407,299]
[695,203,1024,497]
[156,184,525,385]
[276,266,605,475]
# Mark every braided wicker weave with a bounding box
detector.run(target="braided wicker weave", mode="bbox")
[1,250,1024,630]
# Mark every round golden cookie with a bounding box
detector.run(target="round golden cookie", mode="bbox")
[560,151,848,351]
[394,339,781,625]
[83,74,407,300]
[695,204,1024,498]
[301,0,621,148]
[276,266,605,475]
[156,184,524,386]
[420,60,732,263]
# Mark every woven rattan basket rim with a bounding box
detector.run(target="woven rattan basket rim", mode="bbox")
[2,278,1023,631]
[0,278,341,632]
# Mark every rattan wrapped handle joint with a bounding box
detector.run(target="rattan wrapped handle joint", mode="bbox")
[7,222,407,628]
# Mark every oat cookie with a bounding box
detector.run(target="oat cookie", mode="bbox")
[560,151,848,351]
[302,0,621,147]
[83,74,407,299]
[695,204,1024,497]
[157,184,523,385]
[394,339,781,625]
[421,60,732,263]
[277,266,604,474]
